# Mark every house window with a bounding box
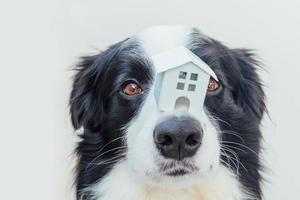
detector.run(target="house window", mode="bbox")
[190,73,198,81]
[178,71,187,79]
[176,82,185,90]
[188,84,196,91]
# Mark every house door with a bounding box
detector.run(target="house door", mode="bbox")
[174,96,190,110]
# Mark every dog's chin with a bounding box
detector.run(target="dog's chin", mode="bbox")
[142,170,202,189]
[139,161,213,189]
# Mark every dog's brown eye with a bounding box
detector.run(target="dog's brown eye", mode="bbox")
[123,81,142,96]
[207,78,220,92]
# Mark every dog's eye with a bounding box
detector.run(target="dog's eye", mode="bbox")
[207,78,220,92]
[122,81,142,96]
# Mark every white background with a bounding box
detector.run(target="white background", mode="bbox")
[0,0,299,199]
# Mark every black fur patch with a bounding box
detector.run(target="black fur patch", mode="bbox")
[70,40,154,199]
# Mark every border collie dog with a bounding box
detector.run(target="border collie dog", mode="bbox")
[70,26,266,200]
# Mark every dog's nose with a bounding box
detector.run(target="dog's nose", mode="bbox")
[153,116,203,160]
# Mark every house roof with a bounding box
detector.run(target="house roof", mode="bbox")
[151,46,218,80]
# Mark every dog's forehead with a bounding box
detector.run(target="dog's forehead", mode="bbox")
[134,26,193,56]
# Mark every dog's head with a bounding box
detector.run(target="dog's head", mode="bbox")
[70,26,265,197]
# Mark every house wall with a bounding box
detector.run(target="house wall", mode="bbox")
[158,63,210,113]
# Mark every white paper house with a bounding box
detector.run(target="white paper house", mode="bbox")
[152,46,218,113]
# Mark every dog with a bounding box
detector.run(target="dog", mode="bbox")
[69,26,266,200]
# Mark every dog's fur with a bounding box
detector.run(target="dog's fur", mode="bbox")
[70,26,266,200]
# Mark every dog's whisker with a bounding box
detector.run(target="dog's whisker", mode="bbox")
[221,145,248,173]
[96,146,127,157]
[219,130,245,143]
[221,144,248,154]
[220,149,235,172]
[206,113,232,127]
[221,141,258,155]
[88,154,126,170]
[220,148,241,176]
[86,152,127,171]
[85,146,127,170]
[99,153,127,165]
[94,136,127,154]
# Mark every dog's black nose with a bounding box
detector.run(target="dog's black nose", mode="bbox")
[153,116,203,160]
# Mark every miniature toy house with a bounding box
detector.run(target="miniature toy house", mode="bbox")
[152,46,218,113]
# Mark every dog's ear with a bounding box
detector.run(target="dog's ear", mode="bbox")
[228,48,266,122]
[69,54,105,132]
[69,44,121,131]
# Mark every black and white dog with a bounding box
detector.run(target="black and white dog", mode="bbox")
[70,26,266,200]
